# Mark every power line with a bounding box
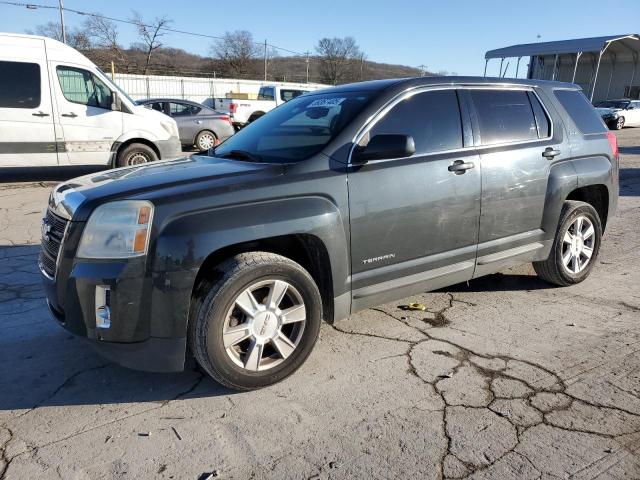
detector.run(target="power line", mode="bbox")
[0,0,308,56]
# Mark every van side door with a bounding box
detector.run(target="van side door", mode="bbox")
[348,88,481,311]
[0,36,58,167]
[467,88,565,276]
[52,65,123,165]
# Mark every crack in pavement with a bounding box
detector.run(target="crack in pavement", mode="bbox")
[330,294,640,479]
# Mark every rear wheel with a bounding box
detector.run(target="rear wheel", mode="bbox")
[116,143,158,168]
[189,252,322,391]
[533,201,602,286]
[195,130,217,151]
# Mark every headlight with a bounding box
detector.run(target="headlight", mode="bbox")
[77,201,154,259]
[161,120,178,138]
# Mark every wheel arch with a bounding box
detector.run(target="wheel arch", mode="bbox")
[566,184,609,230]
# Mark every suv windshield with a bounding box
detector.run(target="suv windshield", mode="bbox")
[213,91,372,163]
[596,100,630,109]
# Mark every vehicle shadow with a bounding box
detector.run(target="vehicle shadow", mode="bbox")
[619,145,640,155]
[0,244,235,412]
[620,168,640,197]
[441,271,554,293]
[0,166,107,183]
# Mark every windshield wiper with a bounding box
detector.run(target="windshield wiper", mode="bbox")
[217,149,263,162]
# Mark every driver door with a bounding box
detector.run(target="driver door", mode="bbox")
[53,65,122,165]
[348,88,481,311]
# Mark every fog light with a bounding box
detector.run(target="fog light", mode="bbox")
[95,285,111,329]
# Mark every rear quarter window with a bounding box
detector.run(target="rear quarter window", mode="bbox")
[554,90,607,135]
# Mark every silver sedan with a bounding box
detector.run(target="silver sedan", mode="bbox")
[138,98,236,151]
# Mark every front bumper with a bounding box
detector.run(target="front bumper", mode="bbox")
[156,137,183,160]
[42,252,187,373]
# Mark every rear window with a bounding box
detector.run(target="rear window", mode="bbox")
[470,90,538,145]
[554,90,607,134]
[0,60,40,109]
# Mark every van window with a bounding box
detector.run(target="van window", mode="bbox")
[554,90,607,135]
[0,61,40,109]
[471,90,538,145]
[56,66,112,110]
[280,89,306,102]
[365,89,463,155]
[258,87,275,101]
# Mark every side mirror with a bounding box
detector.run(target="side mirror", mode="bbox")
[353,134,416,163]
[111,91,122,111]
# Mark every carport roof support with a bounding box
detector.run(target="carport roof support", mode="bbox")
[485,34,640,59]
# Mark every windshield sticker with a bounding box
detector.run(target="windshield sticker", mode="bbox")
[307,98,345,108]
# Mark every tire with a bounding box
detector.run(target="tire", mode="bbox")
[533,200,602,287]
[195,130,217,151]
[116,143,158,168]
[247,111,265,123]
[189,252,322,391]
[614,116,625,130]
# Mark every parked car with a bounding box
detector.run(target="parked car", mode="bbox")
[41,77,618,391]
[0,33,182,169]
[214,84,322,127]
[594,99,640,130]
[138,99,235,151]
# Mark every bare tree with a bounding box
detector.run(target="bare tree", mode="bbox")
[30,21,90,50]
[211,30,260,77]
[130,11,171,75]
[81,15,129,68]
[315,37,363,84]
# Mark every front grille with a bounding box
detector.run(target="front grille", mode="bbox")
[39,209,69,278]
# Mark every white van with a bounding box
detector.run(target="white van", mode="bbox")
[0,33,182,169]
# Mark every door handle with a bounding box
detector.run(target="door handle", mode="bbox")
[542,147,561,159]
[32,111,50,117]
[61,112,78,118]
[448,160,475,174]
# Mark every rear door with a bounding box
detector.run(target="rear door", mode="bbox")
[52,64,122,165]
[348,88,481,310]
[0,36,58,167]
[168,102,201,144]
[467,87,565,276]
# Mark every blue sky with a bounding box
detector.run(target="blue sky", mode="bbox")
[1,0,639,75]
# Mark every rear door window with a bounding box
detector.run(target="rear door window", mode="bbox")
[170,102,200,116]
[366,89,463,155]
[470,90,538,145]
[554,90,607,134]
[527,91,551,138]
[258,87,275,101]
[0,60,41,108]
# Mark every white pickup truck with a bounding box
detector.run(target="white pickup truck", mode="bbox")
[214,84,323,128]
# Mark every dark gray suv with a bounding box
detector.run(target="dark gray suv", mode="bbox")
[41,77,618,390]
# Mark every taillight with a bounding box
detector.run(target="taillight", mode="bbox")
[218,115,230,122]
[606,131,619,159]
[229,103,237,113]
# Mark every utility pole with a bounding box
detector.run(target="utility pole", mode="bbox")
[58,0,67,44]
[359,54,364,80]
[305,51,310,83]
[263,39,267,81]
[418,64,427,77]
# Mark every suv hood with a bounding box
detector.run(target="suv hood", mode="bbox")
[49,155,283,221]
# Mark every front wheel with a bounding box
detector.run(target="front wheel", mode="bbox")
[116,143,158,168]
[611,116,625,130]
[533,201,602,286]
[189,252,322,391]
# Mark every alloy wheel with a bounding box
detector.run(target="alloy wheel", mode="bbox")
[561,215,595,274]
[223,279,307,372]
[126,152,150,165]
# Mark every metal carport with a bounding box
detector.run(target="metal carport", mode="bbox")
[484,34,640,102]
